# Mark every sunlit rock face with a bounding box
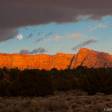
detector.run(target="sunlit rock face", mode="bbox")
[0,48,112,70]
[71,48,112,69]
[0,53,74,70]
[52,53,74,70]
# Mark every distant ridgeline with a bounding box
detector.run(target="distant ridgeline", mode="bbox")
[0,48,112,70]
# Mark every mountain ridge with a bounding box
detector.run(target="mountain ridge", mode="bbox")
[0,48,112,70]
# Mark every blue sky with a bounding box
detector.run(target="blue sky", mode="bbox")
[0,16,112,54]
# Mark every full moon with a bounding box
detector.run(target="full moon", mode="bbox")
[16,34,23,40]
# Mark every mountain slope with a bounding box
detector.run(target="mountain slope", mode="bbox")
[0,48,112,70]
[71,48,112,69]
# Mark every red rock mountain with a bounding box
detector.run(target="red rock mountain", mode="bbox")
[0,48,112,70]
[70,48,112,69]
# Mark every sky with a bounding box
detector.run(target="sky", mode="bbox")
[0,0,112,54]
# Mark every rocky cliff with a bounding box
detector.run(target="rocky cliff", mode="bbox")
[0,48,112,70]
[0,53,73,70]
[71,48,112,69]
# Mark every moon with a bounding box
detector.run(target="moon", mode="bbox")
[16,33,23,40]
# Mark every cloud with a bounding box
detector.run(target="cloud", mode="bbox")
[52,35,63,41]
[89,23,112,31]
[75,15,93,21]
[36,37,46,43]
[26,33,33,39]
[0,29,23,42]
[72,39,97,50]
[19,49,29,54]
[56,32,81,40]
[31,48,47,54]
[0,29,17,42]
[20,48,48,54]
[35,32,82,43]
[51,32,82,41]
[67,32,82,39]
[0,0,112,41]
[0,0,112,28]
[35,32,54,42]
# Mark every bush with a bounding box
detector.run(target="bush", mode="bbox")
[0,67,112,96]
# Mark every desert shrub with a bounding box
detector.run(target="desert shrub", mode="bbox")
[9,69,53,96]
[75,67,112,94]
[0,67,112,96]
[0,79,11,96]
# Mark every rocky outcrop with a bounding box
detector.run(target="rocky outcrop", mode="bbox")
[71,48,112,68]
[0,48,112,70]
[0,53,74,70]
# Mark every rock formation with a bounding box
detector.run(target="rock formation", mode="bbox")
[0,48,112,70]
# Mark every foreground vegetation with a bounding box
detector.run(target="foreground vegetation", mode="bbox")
[0,90,112,112]
[0,66,112,96]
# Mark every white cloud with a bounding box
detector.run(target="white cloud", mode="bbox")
[52,32,82,41]
[34,32,80,44]
[35,32,82,43]
[68,32,82,39]
[53,35,63,41]
[75,15,93,21]
[89,23,112,32]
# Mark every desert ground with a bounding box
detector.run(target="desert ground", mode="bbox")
[0,90,112,112]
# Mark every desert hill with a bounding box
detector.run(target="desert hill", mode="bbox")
[0,48,112,70]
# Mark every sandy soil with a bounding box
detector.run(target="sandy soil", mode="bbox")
[0,90,112,112]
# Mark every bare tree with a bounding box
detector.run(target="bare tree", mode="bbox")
[68,50,91,69]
